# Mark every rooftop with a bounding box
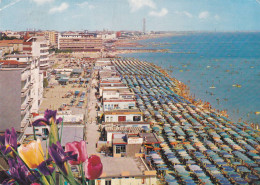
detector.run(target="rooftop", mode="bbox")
[104,109,142,114]
[0,39,24,44]
[100,157,155,178]
[103,121,150,125]
[100,83,127,87]
[5,54,32,58]
[105,126,142,133]
[139,133,161,144]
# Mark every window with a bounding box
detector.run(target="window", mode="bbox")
[105,180,111,185]
[133,116,141,121]
[42,128,49,136]
[115,145,126,154]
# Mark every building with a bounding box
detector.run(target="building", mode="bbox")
[111,133,161,158]
[99,83,128,95]
[23,35,50,70]
[103,126,142,145]
[103,98,136,111]
[44,31,58,46]
[0,58,43,132]
[58,33,103,52]
[102,88,136,111]
[0,39,24,55]
[104,109,143,122]
[96,157,157,185]
[0,43,13,56]
[5,54,43,112]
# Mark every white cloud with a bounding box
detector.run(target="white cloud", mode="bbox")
[32,0,54,5]
[149,8,168,17]
[128,0,156,12]
[0,0,22,12]
[175,11,193,18]
[199,11,210,19]
[76,1,95,9]
[256,0,260,5]
[49,2,69,14]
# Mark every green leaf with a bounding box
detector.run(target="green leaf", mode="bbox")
[49,118,59,146]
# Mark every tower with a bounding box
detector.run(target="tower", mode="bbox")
[143,18,146,34]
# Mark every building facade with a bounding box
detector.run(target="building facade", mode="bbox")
[23,36,50,70]
[44,31,58,46]
[58,33,103,52]
[0,58,43,132]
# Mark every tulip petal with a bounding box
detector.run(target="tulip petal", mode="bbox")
[49,142,68,174]
[79,140,88,163]
[65,140,88,165]
[18,139,45,169]
[85,155,103,180]
[56,117,63,124]
[44,109,57,121]
[38,159,55,176]
[32,118,49,126]
[5,128,17,150]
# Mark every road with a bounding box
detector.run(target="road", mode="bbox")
[85,66,100,155]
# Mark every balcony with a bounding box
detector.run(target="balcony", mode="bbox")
[21,112,31,129]
[21,70,31,81]
[21,87,30,97]
[28,98,33,106]
[21,103,29,115]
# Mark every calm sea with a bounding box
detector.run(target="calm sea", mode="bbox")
[120,32,260,125]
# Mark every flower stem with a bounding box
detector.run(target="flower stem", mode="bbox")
[33,126,37,140]
[80,163,87,185]
[59,116,64,143]
[59,173,64,185]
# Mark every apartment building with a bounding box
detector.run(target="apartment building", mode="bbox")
[0,57,43,132]
[23,36,50,70]
[58,33,103,52]
[44,31,58,46]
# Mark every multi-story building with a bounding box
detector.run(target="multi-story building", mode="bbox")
[58,33,103,52]
[0,57,43,132]
[23,36,50,70]
[44,31,58,47]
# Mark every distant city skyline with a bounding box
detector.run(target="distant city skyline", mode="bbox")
[0,0,260,32]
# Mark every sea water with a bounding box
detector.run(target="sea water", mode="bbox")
[120,32,260,125]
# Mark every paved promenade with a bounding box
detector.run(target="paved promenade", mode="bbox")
[85,72,99,155]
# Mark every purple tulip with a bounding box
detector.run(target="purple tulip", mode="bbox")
[37,158,55,176]
[32,109,63,126]
[5,158,40,185]
[48,142,77,174]
[0,128,17,156]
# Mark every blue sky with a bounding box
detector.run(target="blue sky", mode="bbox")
[0,0,260,31]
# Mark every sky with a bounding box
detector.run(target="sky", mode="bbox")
[0,0,260,31]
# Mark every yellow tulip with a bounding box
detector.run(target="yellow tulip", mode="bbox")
[18,139,45,169]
